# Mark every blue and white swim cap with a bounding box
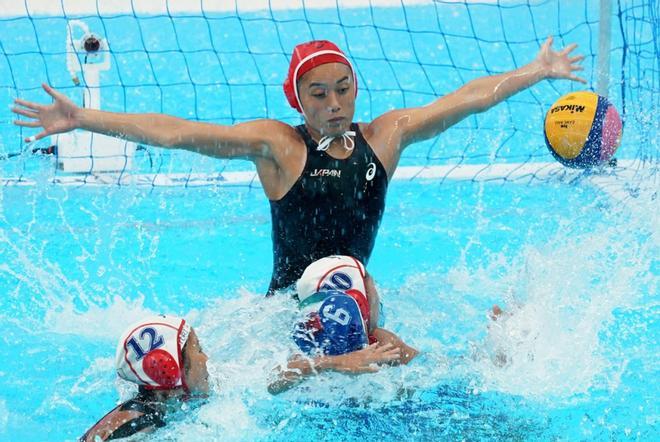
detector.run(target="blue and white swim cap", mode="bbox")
[115,315,191,391]
[294,291,368,356]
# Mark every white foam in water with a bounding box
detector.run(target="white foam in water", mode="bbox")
[2,169,655,439]
[157,290,294,437]
[44,294,155,341]
[1,182,655,439]
[69,357,115,397]
[470,187,657,400]
[120,287,452,439]
[0,226,93,333]
[166,390,267,441]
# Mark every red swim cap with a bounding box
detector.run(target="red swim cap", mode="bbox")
[142,348,181,389]
[283,40,358,113]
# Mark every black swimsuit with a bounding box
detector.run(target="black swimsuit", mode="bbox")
[80,395,166,441]
[268,123,388,295]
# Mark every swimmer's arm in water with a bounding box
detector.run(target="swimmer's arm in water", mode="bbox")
[371,327,419,364]
[363,275,417,363]
[12,83,292,161]
[487,304,512,368]
[369,36,586,151]
[268,343,401,395]
[81,408,157,442]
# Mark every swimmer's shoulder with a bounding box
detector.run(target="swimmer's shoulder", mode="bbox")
[237,119,301,143]
[80,398,166,442]
[237,119,305,158]
[360,109,411,141]
[356,119,406,176]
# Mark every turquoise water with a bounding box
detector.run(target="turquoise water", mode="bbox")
[1,178,657,440]
[1,1,658,441]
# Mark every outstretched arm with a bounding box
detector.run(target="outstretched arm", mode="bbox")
[12,83,289,160]
[268,343,401,395]
[371,36,586,151]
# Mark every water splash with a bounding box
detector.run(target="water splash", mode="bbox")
[44,295,155,341]
[472,181,657,400]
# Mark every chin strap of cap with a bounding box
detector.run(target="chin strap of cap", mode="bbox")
[316,130,356,152]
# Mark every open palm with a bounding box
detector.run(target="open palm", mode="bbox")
[12,83,80,142]
[537,36,586,84]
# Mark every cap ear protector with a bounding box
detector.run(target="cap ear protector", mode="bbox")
[115,315,191,391]
[283,40,358,113]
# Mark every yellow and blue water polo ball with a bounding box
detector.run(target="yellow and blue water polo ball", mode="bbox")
[544,91,622,168]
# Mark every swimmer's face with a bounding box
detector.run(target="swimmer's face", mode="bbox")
[298,63,355,138]
[182,329,209,396]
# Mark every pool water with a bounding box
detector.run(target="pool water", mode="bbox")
[0,176,657,440]
[0,0,658,441]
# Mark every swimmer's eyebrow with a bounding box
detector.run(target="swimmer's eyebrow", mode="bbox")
[308,76,350,88]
